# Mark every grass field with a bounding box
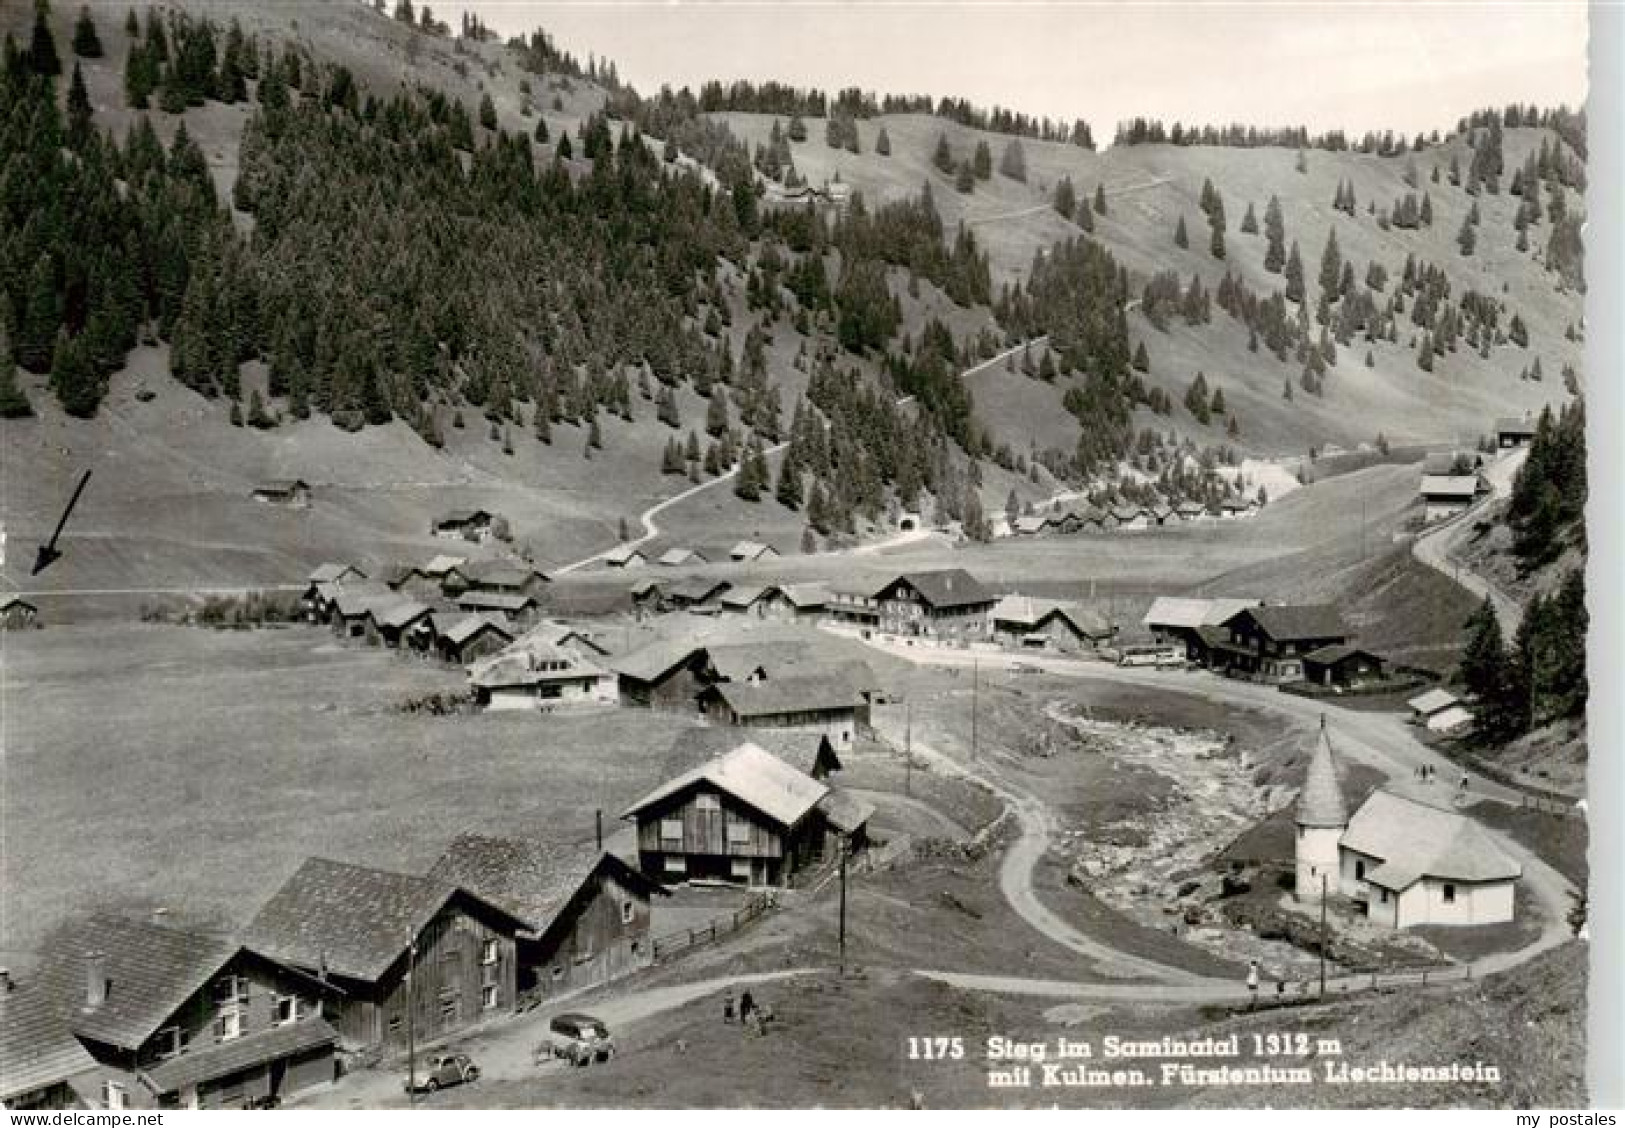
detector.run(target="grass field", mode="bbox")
[0,623,731,967]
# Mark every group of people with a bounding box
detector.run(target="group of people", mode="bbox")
[723,989,774,1035]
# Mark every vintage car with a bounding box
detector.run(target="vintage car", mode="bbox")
[540,1013,616,1066]
[405,1053,481,1093]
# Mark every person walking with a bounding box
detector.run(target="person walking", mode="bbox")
[740,990,756,1025]
[1246,960,1260,1009]
[722,989,736,1024]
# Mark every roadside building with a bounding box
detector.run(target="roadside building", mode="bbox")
[246,858,529,1052]
[1294,729,1521,927]
[251,480,311,508]
[326,584,396,639]
[871,570,996,640]
[1212,604,1350,682]
[34,913,340,1111]
[1174,500,1207,523]
[429,836,667,1000]
[307,563,366,587]
[431,509,497,542]
[1407,688,1474,733]
[1011,514,1049,536]
[0,983,100,1109]
[621,742,869,886]
[1495,414,1538,449]
[1418,474,1486,523]
[1111,504,1150,531]
[1141,597,1261,662]
[503,619,612,661]
[992,595,1114,653]
[660,578,732,613]
[460,561,550,600]
[1301,645,1389,689]
[1,595,39,630]
[825,588,881,630]
[468,645,617,710]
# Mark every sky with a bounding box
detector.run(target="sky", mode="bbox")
[458,1,1588,141]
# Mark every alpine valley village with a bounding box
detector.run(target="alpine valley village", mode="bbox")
[0,0,1593,1111]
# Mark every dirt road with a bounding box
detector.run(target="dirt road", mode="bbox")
[1410,446,1527,638]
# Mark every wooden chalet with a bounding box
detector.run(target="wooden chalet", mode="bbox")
[629,578,664,609]
[34,913,341,1111]
[251,479,311,508]
[698,672,863,748]
[1211,604,1350,682]
[657,547,708,567]
[429,836,667,1000]
[246,858,529,1052]
[0,982,99,1109]
[1141,596,1261,662]
[1,595,39,630]
[718,583,826,621]
[1407,688,1473,733]
[661,577,732,613]
[1495,414,1538,449]
[1174,500,1208,522]
[621,743,871,886]
[431,508,497,542]
[825,588,881,629]
[992,595,1114,653]
[1419,474,1485,522]
[1010,514,1051,536]
[306,563,366,587]
[1301,645,1389,689]
[413,612,514,665]
[611,640,716,709]
[364,598,433,648]
[460,560,550,600]
[871,569,996,640]
[454,590,543,629]
[325,584,397,639]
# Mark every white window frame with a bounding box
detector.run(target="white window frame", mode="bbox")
[218,1005,243,1042]
[104,1080,128,1110]
[695,793,721,812]
[730,858,753,879]
[274,995,299,1027]
[1442,883,1457,904]
[659,818,684,842]
[155,1025,183,1059]
[663,854,687,875]
[620,900,635,925]
[726,818,752,844]
[481,939,499,966]
[481,984,499,1010]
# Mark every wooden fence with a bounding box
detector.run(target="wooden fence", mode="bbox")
[650,892,774,963]
[1250,961,1472,1009]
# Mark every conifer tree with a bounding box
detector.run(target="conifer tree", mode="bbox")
[1092,183,1107,215]
[1263,196,1285,272]
[534,116,549,143]
[50,332,102,417]
[1173,214,1188,248]
[66,62,92,147]
[72,5,101,57]
[874,126,890,156]
[1318,227,1342,301]
[1052,175,1075,218]
[1240,201,1258,234]
[972,139,992,180]
[30,0,62,76]
[1284,240,1305,302]
[0,327,33,418]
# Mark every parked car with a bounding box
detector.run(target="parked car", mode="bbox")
[405,1053,480,1093]
[543,1013,616,1066]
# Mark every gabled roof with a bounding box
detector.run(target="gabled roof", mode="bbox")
[254,479,308,493]
[421,554,468,577]
[0,985,98,1101]
[505,619,609,656]
[817,788,876,835]
[720,584,772,610]
[1,595,38,612]
[34,913,238,1053]
[629,578,663,596]
[622,742,829,828]
[993,595,1111,637]
[1419,475,1481,499]
[370,598,432,631]
[1341,790,1522,886]
[469,647,608,689]
[874,569,995,610]
[1296,724,1348,829]
[605,543,646,565]
[1495,415,1537,435]
[705,673,860,718]
[437,613,514,648]
[141,1017,338,1095]
[610,639,709,683]
[1012,515,1049,534]
[308,562,364,584]
[1422,451,1478,475]
[1220,498,1255,512]
[1144,596,1260,630]
[429,836,666,934]
[1408,688,1460,715]
[729,540,776,560]
[329,584,396,617]
[1111,504,1145,521]
[461,561,548,587]
[658,547,707,566]
[1234,604,1348,642]
[435,508,493,526]
[666,578,732,604]
[780,583,828,609]
[1175,500,1206,516]
[245,858,529,984]
[668,726,842,777]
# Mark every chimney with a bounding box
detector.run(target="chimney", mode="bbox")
[84,952,109,1011]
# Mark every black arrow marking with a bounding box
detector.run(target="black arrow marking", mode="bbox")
[32,469,92,576]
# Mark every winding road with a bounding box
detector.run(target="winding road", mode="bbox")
[1410,446,1529,638]
[550,338,1047,575]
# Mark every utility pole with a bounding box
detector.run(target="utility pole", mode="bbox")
[595,808,603,851]
[406,934,418,1106]
[837,842,849,976]
[904,700,913,797]
[970,658,980,762]
[1318,874,1328,998]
